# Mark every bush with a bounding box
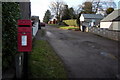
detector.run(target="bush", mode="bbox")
[63,19,78,26]
[2,2,20,70]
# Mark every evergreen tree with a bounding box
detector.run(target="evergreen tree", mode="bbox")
[62,5,70,20]
[43,10,51,23]
[69,7,76,19]
[62,5,76,20]
[106,7,114,15]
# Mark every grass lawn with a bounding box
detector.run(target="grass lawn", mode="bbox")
[47,24,67,28]
[59,26,79,30]
[28,30,68,79]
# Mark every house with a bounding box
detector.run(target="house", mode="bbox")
[80,14,104,27]
[48,15,57,24]
[100,9,120,31]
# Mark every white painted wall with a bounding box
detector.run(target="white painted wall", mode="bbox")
[32,22,38,37]
[100,22,112,28]
[100,21,120,30]
[80,14,84,21]
[111,22,120,30]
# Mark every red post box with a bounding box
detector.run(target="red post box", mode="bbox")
[17,20,32,52]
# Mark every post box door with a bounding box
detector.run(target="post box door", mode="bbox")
[18,32,32,52]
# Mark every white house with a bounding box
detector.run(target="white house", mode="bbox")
[100,9,120,31]
[80,14,104,27]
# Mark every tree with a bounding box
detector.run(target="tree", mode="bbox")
[78,0,116,14]
[43,10,51,23]
[75,4,83,15]
[49,0,65,23]
[69,7,76,19]
[2,2,20,70]
[92,0,101,13]
[76,13,81,31]
[62,5,70,20]
[106,7,114,14]
[62,5,77,20]
[82,1,94,13]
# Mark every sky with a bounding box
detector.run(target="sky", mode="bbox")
[30,0,120,22]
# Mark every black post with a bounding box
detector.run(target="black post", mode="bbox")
[15,53,23,79]
[23,52,28,79]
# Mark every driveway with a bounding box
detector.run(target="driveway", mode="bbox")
[45,25,119,79]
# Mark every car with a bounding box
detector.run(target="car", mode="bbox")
[40,22,46,27]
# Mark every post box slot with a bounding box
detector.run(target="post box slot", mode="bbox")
[19,25,30,27]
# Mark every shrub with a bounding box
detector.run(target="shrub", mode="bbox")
[2,2,20,70]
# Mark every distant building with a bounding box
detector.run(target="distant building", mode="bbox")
[48,15,57,24]
[80,14,104,27]
[100,9,120,31]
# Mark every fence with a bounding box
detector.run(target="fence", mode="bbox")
[88,27,120,41]
[32,22,39,37]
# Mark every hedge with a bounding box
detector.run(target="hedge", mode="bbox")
[2,2,20,70]
[63,19,78,26]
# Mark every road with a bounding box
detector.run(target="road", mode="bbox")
[45,25,119,79]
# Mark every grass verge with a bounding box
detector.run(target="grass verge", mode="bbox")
[28,30,68,79]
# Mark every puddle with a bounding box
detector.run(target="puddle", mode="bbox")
[100,51,117,60]
[46,31,55,39]
[46,31,53,36]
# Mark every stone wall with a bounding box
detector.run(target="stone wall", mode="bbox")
[88,27,120,41]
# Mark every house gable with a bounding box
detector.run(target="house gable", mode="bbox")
[80,14,84,21]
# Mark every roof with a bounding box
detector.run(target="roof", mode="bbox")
[113,16,120,21]
[31,16,39,22]
[82,14,104,19]
[101,9,120,21]
[50,15,57,21]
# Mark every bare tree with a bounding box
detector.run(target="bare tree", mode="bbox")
[75,4,83,15]
[81,0,116,14]
[49,0,65,23]
[92,0,100,13]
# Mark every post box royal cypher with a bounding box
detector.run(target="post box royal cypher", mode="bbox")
[17,20,32,52]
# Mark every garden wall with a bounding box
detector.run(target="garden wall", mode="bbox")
[88,27,120,41]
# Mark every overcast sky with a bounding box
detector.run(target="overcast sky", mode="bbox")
[30,0,120,21]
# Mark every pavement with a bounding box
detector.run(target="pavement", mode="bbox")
[45,25,119,79]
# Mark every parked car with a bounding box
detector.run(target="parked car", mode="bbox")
[40,22,46,27]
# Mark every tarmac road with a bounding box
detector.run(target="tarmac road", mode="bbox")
[45,25,119,79]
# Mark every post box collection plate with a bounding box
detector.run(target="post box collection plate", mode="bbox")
[21,35,27,46]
